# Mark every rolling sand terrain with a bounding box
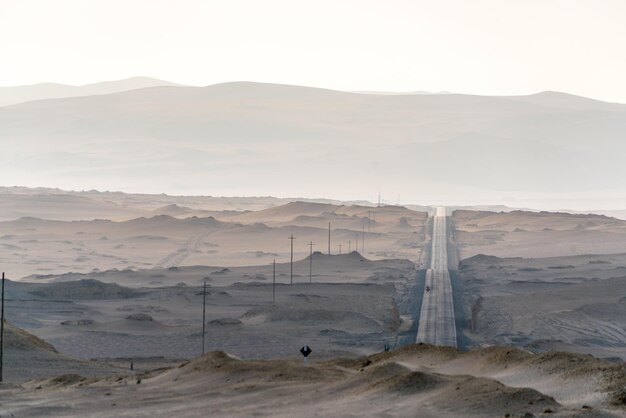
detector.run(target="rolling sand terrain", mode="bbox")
[3,254,414,364]
[0,200,427,279]
[1,343,624,417]
[1,321,122,383]
[0,187,374,221]
[452,210,626,259]
[1,199,625,416]
[452,210,626,362]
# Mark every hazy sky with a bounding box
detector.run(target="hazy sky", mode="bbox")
[2,0,625,102]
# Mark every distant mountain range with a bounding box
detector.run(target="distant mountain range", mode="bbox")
[0,76,178,106]
[0,80,624,209]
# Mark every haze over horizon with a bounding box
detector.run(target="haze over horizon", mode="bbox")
[2,0,626,102]
[2,0,625,211]
[3,75,626,106]
[1,80,625,212]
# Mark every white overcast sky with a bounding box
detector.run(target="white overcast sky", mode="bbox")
[1,0,625,102]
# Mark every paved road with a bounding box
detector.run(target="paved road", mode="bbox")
[416,207,457,347]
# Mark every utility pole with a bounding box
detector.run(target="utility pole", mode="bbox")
[362,224,365,253]
[201,281,207,355]
[373,212,376,233]
[368,211,371,233]
[348,240,351,253]
[288,235,296,284]
[1,272,5,383]
[328,222,331,255]
[308,241,314,284]
[355,234,358,252]
[272,259,276,302]
[338,243,342,255]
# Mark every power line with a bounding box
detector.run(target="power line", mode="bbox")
[328,222,331,255]
[373,211,376,233]
[0,272,5,383]
[308,241,314,284]
[272,259,276,302]
[201,281,207,356]
[288,234,296,285]
[362,224,365,253]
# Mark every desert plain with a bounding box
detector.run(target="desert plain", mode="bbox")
[0,187,624,417]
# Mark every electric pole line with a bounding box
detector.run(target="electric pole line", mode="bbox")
[328,222,331,255]
[338,243,342,255]
[362,224,365,253]
[348,240,351,253]
[201,281,207,355]
[288,235,296,284]
[1,272,5,383]
[373,212,376,233]
[308,241,314,284]
[272,259,276,302]
[355,233,358,252]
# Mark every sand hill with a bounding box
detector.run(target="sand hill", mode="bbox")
[1,344,624,417]
[1,321,120,383]
[0,200,427,279]
[452,209,626,259]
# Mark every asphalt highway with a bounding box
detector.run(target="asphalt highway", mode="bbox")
[416,207,457,347]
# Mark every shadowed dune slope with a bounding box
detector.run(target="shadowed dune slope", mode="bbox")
[4,344,624,417]
[1,322,121,383]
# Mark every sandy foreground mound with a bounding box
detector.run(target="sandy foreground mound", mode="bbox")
[0,321,121,383]
[1,344,624,417]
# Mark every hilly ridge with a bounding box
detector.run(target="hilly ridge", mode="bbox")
[0,76,178,107]
[1,82,625,205]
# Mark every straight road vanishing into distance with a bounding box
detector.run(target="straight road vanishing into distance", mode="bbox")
[416,207,457,347]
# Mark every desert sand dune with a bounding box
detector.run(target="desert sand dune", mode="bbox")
[4,255,412,362]
[0,201,427,279]
[452,210,626,259]
[1,322,122,383]
[0,187,375,221]
[456,252,626,362]
[1,344,623,417]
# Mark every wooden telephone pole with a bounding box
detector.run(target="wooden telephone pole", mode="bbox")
[1,272,5,383]
[201,281,207,355]
[308,241,314,284]
[289,235,296,284]
[328,222,331,255]
[362,224,365,253]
